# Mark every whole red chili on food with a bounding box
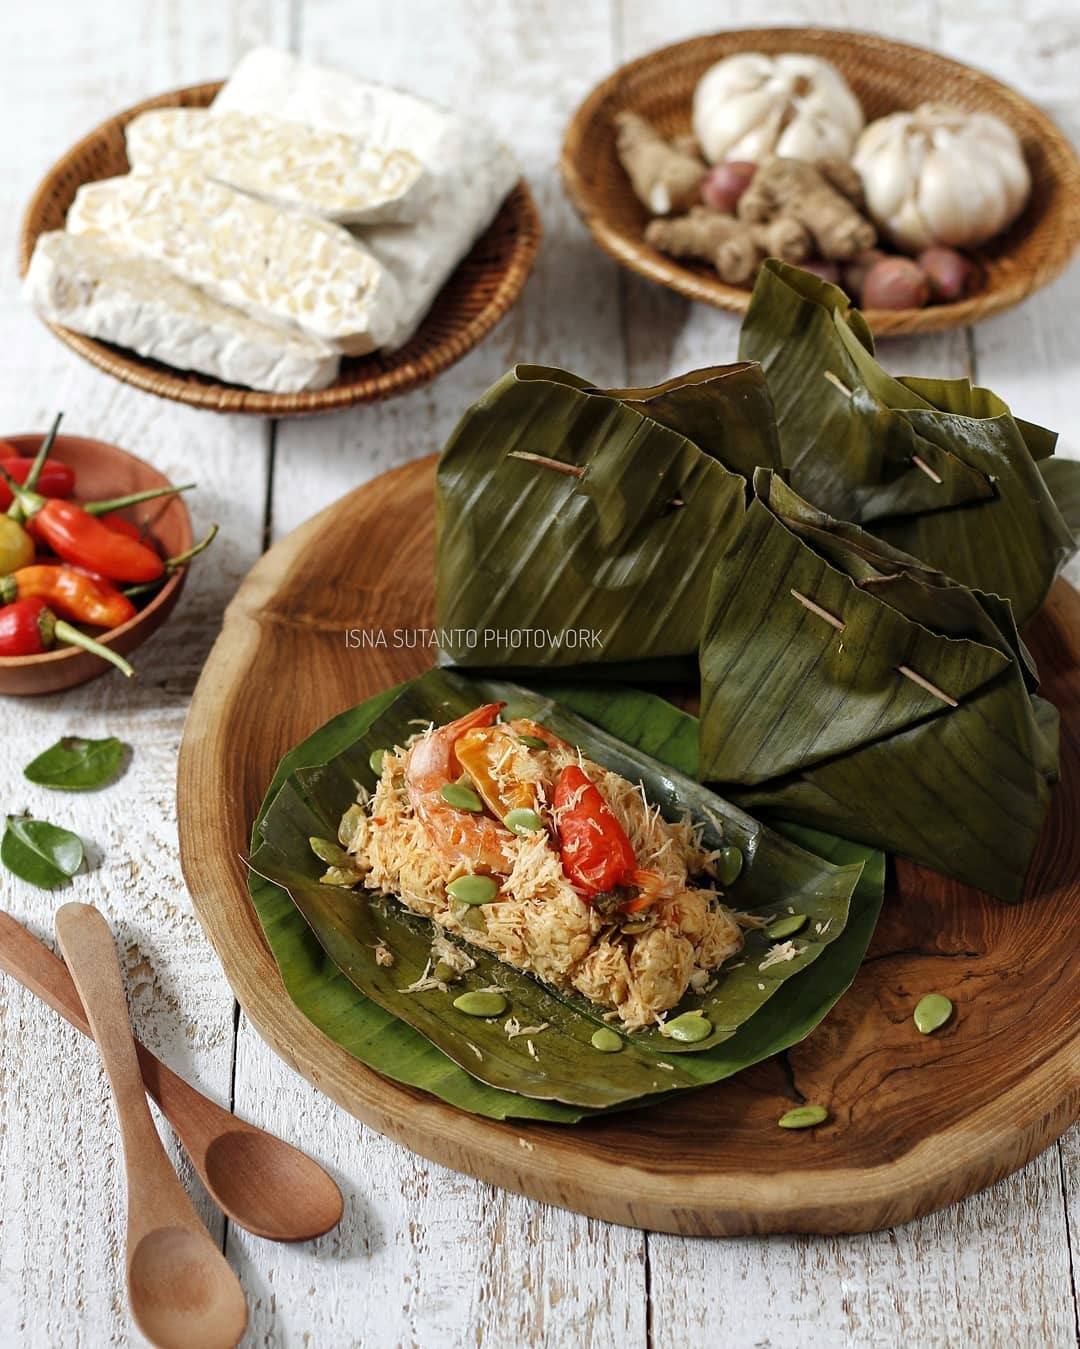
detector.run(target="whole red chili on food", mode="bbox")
[0,565,136,629]
[0,596,133,675]
[553,763,637,895]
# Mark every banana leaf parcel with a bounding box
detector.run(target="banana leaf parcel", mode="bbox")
[249,669,883,1120]
[435,363,780,674]
[699,470,1059,902]
[739,260,1077,625]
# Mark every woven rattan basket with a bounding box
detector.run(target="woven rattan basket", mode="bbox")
[561,28,1080,337]
[20,82,542,415]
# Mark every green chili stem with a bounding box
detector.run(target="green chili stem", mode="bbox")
[0,464,43,520]
[164,522,218,570]
[83,482,196,515]
[51,619,134,678]
[21,412,64,498]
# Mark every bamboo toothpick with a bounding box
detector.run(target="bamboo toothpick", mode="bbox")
[508,450,585,478]
[897,664,958,708]
[911,455,943,484]
[790,589,846,631]
[823,370,853,399]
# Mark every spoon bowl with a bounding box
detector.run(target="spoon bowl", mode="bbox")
[129,1226,248,1349]
[202,1127,344,1241]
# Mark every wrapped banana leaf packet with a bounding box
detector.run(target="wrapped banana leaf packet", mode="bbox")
[739,260,1080,625]
[700,471,1059,901]
[250,670,883,1120]
[434,361,781,676]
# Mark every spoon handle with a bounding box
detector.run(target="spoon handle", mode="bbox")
[0,907,213,1136]
[0,908,343,1242]
[54,903,204,1247]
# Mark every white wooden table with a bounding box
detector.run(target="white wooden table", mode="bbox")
[1,1,1077,1345]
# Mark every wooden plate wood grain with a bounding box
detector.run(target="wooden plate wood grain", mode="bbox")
[19,82,541,416]
[561,28,1080,337]
[177,457,1080,1235]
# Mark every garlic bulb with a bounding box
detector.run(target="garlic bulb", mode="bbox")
[853,103,1031,251]
[692,53,864,165]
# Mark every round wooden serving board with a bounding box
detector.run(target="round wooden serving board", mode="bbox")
[178,456,1080,1236]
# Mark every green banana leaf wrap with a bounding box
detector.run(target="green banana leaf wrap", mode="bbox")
[739,260,1076,625]
[699,470,1059,902]
[434,363,780,672]
[249,669,883,1119]
[1042,456,1080,546]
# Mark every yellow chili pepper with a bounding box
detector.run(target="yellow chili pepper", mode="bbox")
[0,516,35,575]
[456,726,534,818]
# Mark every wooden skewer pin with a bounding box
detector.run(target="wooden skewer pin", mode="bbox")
[897,664,958,708]
[790,589,846,631]
[790,591,959,707]
[508,450,585,479]
[823,370,853,399]
[911,455,943,484]
[824,372,943,484]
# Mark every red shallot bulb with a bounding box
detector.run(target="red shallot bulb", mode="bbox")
[861,257,930,309]
[700,160,757,213]
[918,246,974,303]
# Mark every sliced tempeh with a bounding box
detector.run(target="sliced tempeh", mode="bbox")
[25,231,340,393]
[125,108,429,225]
[66,171,401,354]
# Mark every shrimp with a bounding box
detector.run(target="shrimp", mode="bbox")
[506,717,570,752]
[406,703,516,874]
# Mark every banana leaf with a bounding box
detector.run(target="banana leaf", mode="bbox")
[249,670,883,1117]
[1042,457,1080,544]
[434,363,779,673]
[698,470,1059,902]
[739,261,1076,625]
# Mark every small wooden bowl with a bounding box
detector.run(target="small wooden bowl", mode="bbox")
[561,28,1080,337]
[19,81,542,416]
[0,434,192,696]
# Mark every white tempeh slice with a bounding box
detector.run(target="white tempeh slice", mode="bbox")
[66,171,401,355]
[125,108,430,225]
[213,47,520,349]
[25,231,341,394]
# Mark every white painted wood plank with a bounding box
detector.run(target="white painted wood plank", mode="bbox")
[0,2,288,1345]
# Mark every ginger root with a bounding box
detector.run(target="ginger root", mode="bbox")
[738,156,875,260]
[615,112,705,216]
[645,207,810,286]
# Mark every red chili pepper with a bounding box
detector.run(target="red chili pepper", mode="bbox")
[27,499,165,582]
[553,764,637,896]
[0,458,75,510]
[0,566,136,628]
[0,596,133,675]
[97,512,143,542]
[1,466,172,583]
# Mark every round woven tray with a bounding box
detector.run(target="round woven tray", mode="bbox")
[20,82,542,416]
[561,28,1080,337]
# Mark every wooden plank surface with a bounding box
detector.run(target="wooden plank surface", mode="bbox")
[0,1,1077,1346]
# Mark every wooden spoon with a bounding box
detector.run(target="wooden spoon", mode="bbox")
[55,902,248,1349]
[0,907,343,1242]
